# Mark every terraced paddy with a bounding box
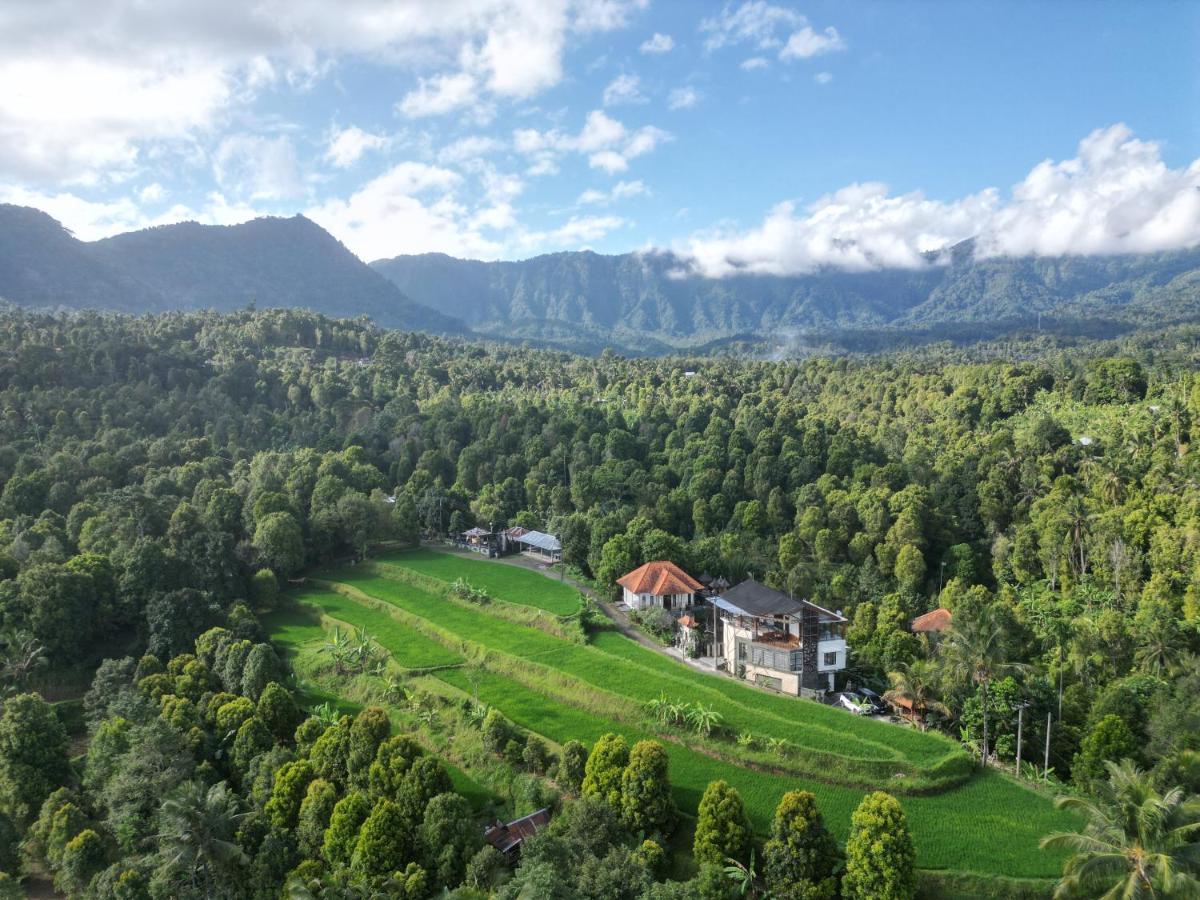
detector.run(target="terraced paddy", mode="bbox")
[271,552,1078,880]
[376,549,581,615]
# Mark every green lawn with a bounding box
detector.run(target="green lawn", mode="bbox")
[324,570,939,770]
[376,549,581,615]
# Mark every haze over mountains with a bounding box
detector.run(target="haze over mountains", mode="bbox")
[3,203,1199,354]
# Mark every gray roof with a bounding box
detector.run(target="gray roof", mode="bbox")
[517,530,561,552]
[715,579,845,622]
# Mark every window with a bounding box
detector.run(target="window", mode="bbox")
[823,651,837,667]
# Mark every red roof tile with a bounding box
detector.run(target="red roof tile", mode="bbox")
[911,607,952,633]
[617,560,704,597]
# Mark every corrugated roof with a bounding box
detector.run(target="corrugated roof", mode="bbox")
[484,807,552,855]
[617,560,704,596]
[516,530,561,552]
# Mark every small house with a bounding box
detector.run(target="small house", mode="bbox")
[617,560,704,612]
[483,807,552,862]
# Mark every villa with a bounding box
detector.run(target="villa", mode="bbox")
[711,579,847,695]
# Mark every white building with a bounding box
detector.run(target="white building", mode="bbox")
[616,560,704,612]
[711,579,847,695]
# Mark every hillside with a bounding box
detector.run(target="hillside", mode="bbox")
[372,243,1200,351]
[0,206,463,334]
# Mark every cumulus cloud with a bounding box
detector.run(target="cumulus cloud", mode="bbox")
[325,126,391,168]
[681,124,1200,277]
[0,0,647,184]
[518,214,625,250]
[514,109,670,176]
[398,72,483,118]
[640,33,674,54]
[213,134,304,201]
[437,135,506,166]
[603,73,647,106]
[779,26,845,60]
[668,86,700,110]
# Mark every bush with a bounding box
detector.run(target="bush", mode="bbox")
[693,780,752,868]
[842,792,916,900]
[558,740,588,792]
[763,790,842,900]
[581,733,629,808]
[619,740,675,838]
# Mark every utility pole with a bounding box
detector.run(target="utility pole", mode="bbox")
[1015,701,1030,778]
[1043,711,1052,781]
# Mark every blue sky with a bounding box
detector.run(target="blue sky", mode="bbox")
[1,1,1197,273]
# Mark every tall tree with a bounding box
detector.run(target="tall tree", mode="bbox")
[1042,761,1200,899]
[762,790,842,900]
[693,780,753,868]
[842,792,916,900]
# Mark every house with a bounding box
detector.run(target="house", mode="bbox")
[711,579,847,695]
[911,607,952,634]
[483,807,552,861]
[617,560,704,612]
[458,527,497,556]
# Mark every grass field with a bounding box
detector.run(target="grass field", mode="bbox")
[289,558,1080,878]
[323,568,953,773]
[377,549,581,615]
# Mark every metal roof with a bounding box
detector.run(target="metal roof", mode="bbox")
[516,530,561,552]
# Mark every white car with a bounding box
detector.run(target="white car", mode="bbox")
[835,692,871,715]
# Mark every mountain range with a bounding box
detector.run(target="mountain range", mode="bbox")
[3,203,1199,353]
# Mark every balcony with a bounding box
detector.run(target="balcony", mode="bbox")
[740,636,804,673]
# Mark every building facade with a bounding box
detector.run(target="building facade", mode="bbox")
[712,579,847,695]
[616,560,704,612]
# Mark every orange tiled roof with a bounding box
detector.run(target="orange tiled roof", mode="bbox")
[617,560,704,597]
[911,607,952,633]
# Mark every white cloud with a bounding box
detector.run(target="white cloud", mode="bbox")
[306,160,504,261]
[780,26,845,60]
[0,0,647,185]
[213,134,304,200]
[578,178,646,204]
[589,150,630,173]
[519,214,625,250]
[325,126,391,168]
[681,124,1200,277]
[640,32,674,54]
[398,72,482,118]
[814,71,833,85]
[700,2,804,51]
[138,182,167,203]
[668,87,699,110]
[603,73,646,106]
[741,56,770,71]
[437,135,505,166]
[516,109,670,176]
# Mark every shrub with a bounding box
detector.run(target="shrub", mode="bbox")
[558,740,588,792]
[693,780,752,868]
[763,790,842,900]
[620,740,675,838]
[322,791,370,867]
[581,733,629,808]
[842,791,916,900]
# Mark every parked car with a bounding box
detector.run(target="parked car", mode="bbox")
[835,692,871,715]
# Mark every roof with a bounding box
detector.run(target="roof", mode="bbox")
[483,807,552,855]
[714,579,845,622]
[502,525,529,538]
[516,530,561,552]
[462,527,491,537]
[911,607,952,633]
[617,560,704,597]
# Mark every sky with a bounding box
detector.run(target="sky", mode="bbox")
[1,0,1198,276]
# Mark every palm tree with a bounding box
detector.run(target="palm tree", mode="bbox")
[1041,761,1200,899]
[157,781,247,899]
[884,659,951,730]
[942,603,1025,764]
[1134,615,1185,677]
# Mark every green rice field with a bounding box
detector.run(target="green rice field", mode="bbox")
[377,549,581,615]
[268,552,1079,880]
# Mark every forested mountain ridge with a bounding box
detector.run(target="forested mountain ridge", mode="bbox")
[372,243,1200,351]
[0,205,462,334]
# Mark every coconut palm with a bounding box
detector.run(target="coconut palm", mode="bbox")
[884,659,951,730]
[1041,760,1200,899]
[157,780,247,898]
[941,602,1026,764]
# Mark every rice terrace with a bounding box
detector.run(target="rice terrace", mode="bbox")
[267,548,1079,891]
